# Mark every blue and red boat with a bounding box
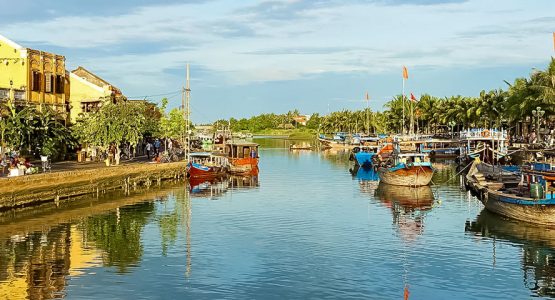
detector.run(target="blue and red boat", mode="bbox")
[186,152,228,179]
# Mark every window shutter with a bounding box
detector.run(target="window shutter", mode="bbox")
[45,73,52,93]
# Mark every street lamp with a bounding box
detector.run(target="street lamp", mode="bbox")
[532,106,545,143]
[448,121,456,138]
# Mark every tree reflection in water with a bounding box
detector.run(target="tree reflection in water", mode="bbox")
[466,210,555,298]
[78,201,155,273]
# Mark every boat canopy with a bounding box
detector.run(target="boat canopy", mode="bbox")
[190,152,213,157]
[225,142,259,159]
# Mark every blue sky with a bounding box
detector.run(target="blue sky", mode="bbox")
[1,0,554,123]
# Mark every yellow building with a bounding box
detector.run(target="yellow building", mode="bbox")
[69,66,123,123]
[0,34,69,120]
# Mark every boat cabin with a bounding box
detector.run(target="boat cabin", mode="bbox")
[459,128,508,164]
[224,142,259,159]
[394,153,431,165]
[189,152,229,167]
[420,139,459,158]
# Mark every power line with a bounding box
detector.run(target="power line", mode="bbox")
[126,90,181,99]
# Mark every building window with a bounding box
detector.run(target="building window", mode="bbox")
[0,88,8,99]
[14,90,25,100]
[45,73,53,93]
[32,71,41,92]
[55,75,64,94]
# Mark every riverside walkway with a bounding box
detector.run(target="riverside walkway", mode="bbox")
[0,156,187,210]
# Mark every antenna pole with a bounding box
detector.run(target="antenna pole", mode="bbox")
[185,63,191,161]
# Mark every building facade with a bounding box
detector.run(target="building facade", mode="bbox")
[0,34,69,120]
[69,66,123,123]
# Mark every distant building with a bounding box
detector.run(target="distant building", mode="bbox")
[0,34,69,122]
[69,66,124,123]
[292,114,311,126]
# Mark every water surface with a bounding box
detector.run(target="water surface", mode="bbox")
[0,138,554,299]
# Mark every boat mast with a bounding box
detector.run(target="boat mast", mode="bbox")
[365,91,369,135]
[185,63,191,161]
[402,75,406,136]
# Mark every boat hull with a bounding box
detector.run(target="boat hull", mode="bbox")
[481,190,555,226]
[378,165,433,187]
[424,148,459,158]
[229,157,259,175]
[186,162,225,179]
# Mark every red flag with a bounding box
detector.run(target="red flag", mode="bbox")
[410,93,417,102]
[403,66,408,80]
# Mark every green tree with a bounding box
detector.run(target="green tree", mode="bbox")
[72,98,148,152]
[0,100,32,152]
[32,105,75,158]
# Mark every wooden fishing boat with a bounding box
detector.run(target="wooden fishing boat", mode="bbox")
[377,152,434,187]
[351,146,379,169]
[420,139,459,158]
[186,152,228,179]
[224,141,259,175]
[466,159,555,226]
[289,144,312,151]
[318,133,349,148]
[457,128,509,165]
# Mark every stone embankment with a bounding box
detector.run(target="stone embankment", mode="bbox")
[0,162,187,210]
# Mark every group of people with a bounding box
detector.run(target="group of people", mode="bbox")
[0,152,38,176]
[144,139,162,160]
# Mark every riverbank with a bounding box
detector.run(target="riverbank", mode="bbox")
[252,128,316,139]
[0,161,187,210]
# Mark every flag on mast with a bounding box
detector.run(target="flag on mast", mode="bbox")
[410,93,417,102]
[403,66,409,80]
[365,91,369,101]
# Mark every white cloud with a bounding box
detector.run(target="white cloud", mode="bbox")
[2,0,555,89]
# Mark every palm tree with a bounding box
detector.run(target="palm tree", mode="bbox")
[416,94,439,134]
[384,95,410,133]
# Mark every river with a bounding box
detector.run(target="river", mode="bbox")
[0,138,554,299]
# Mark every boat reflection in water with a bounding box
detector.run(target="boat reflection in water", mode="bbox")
[465,210,555,298]
[350,165,379,181]
[188,174,259,199]
[351,165,380,195]
[374,183,435,242]
[373,182,435,298]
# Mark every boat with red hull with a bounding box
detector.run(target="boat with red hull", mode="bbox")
[224,142,260,175]
[186,152,228,179]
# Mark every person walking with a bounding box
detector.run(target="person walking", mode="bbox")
[108,144,116,166]
[154,139,161,155]
[145,142,152,160]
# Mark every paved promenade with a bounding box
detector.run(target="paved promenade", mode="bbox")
[1,155,154,178]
